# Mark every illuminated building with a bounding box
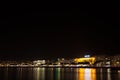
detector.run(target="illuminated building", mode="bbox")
[74,57,96,65]
[33,60,45,66]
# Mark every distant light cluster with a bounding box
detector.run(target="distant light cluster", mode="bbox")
[0,55,120,67]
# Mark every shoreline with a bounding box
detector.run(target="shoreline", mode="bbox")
[0,66,120,69]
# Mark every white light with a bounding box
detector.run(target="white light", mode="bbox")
[84,55,90,58]
[85,68,91,80]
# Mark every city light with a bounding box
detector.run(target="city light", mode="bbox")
[84,55,90,58]
[0,55,120,68]
[78,68,96,80]
[74,57,96,65]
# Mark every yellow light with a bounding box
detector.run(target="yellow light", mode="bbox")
[90,68,96,80]
[79,68,85,80]
[74,57,96,64]
[78,68,96,80]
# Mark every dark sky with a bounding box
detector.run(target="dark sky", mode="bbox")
[0,2,120,60]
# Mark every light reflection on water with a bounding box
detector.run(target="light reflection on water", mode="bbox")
[55,68,60,80]
[78,68,96,80]
[0,67,120,80]
[107,68,111,80]
[34,68,45,80]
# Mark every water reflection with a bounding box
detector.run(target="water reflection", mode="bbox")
[78,68,96,80]
[5,68,9,80]
[0,67,120,80]
[46,68,53,80]
[34,68,45,80]
[100,68,103,80]
[55,68,60,80]
[17,68,23,80]
[118,70,120,79]
[107,68,111,80]
[45,68,61,80]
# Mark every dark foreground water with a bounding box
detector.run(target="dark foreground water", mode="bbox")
[0,67,120,80]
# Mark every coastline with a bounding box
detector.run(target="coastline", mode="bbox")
[0,65,120,69]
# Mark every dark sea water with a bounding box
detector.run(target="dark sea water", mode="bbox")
[0,67,120,80]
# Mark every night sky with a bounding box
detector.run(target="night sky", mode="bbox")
[0,2,120,60]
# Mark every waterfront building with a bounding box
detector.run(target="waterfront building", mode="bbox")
[33,60,45,66]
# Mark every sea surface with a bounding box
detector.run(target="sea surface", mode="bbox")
[0,67,120,80]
